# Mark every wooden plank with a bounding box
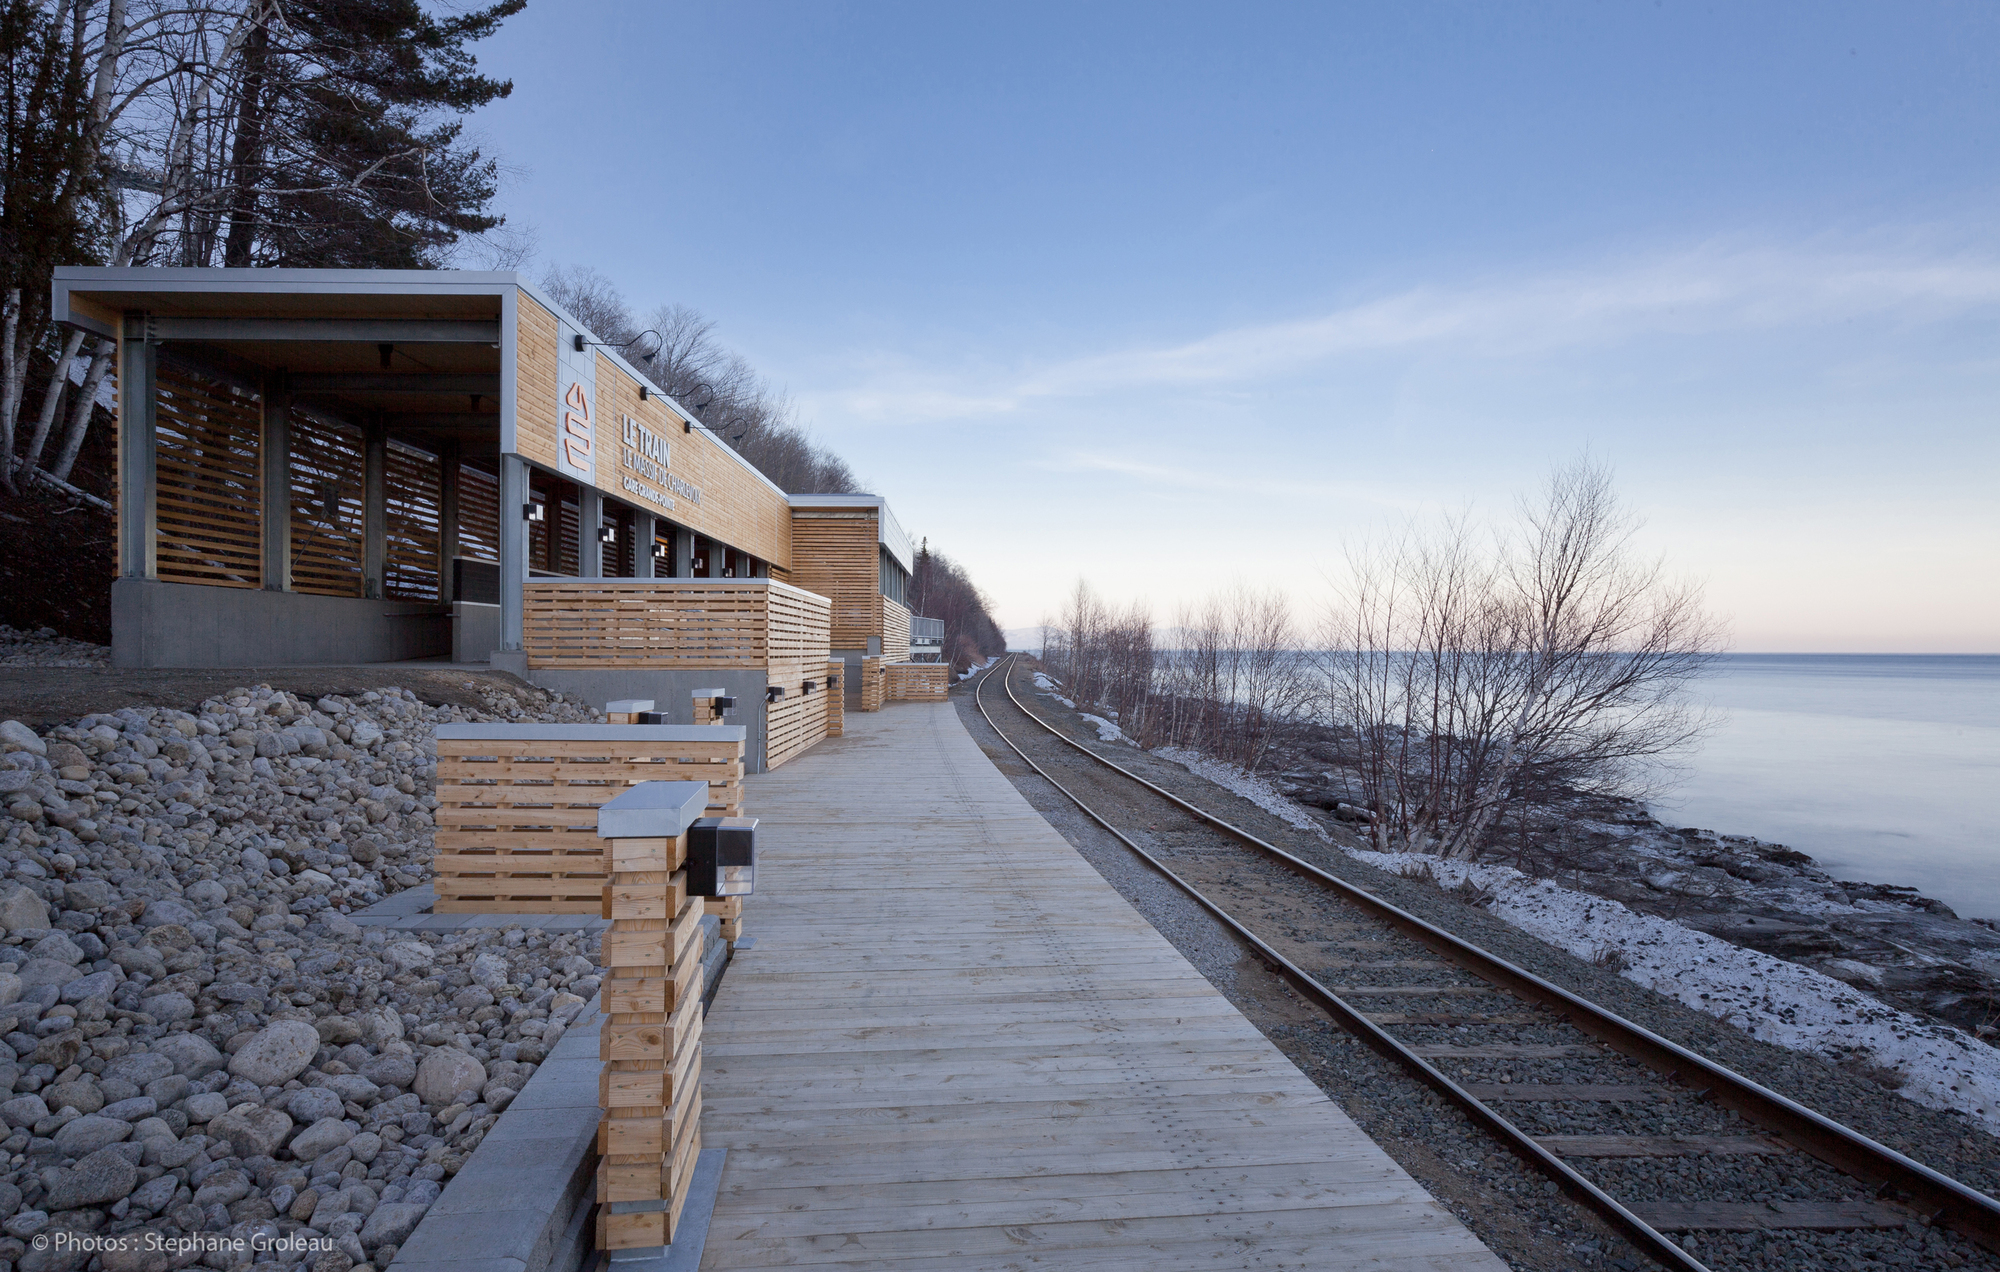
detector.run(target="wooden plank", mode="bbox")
[1628,1200,1911,1232]
[1538,1135,1790,1158]
[695,703,1508,1272]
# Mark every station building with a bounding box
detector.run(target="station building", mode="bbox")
[50,267,931,769]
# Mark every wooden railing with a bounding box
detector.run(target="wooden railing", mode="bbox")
[521,579,831,670]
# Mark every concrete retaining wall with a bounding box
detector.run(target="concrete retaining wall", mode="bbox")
[111,577,451,667]
[488,658,773,773]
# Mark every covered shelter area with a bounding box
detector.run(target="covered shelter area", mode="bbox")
[51,267,789,671]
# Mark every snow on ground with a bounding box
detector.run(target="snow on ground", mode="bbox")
[1078,714,1132,745]
[1154,748,1331,840]
[1030,672,1076,709]
[1339,845,2000,1134]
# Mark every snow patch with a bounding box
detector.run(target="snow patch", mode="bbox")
[1338,846,2000,1134]
[1155,747,1331,840]
[1078,714,1131,745]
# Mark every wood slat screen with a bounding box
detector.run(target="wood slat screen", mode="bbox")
[884,662,950,702]
[434,734,743,913]
[456,462,500,563]
[881,596,912,663]
[289,415,366,597]
[765,690,829,771]
[521,580,830,671]
[385,443,442,601]
[859,657,886,712]
[825,659,846,737]
[154,366,261,588]
[788,510,878,648]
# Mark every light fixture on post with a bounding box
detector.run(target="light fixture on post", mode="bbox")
[687,816,757,898]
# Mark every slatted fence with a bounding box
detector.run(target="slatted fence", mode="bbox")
[289,414,366,597]
[432,725,744,913]
[154,366,261,588]
[884,662,951,702]
[385,442,442,601]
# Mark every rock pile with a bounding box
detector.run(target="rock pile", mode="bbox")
[0,679,605,1272]
[0,630,106,671]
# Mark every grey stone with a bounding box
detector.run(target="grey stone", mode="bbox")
[138,898,198,929]
[182,1092,230,1124]
[469,951,510,991]
[29,932,83,966]
[318,1074,378,1105]
[1,1094,49,1127]
[139,991,194,1022]
[59,968,118,1003]
[287,1088,344,1123]
[41,1080,102,1115]
[414,1047,485,1106]
[15,958,82,991]
[104,1052,174,1087]
[358,1201,426,1251]
[128,1173,178,1214]
[101,1096,158,1121]
[41,1145,138,1210]
[383,942,432,974]
[0,722,45,756]
[61,878,112,912]
[226,1018,319,1086]
[51,1113,132,1156]
[360,1054,416,1089]
[191,1168,250,1208]
[345,1131,382,1165]
[289,1116,356,1161]
[209,1102,291,1158]
[185,880,227,909]
[150,1031,223,1077]
[0,970,19,1006]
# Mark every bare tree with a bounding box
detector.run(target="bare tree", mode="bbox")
[1322,459,1723,859]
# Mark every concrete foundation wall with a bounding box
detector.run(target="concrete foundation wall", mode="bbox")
[111,578,450,668]
[452,602,499,665]
[490,659,773,773]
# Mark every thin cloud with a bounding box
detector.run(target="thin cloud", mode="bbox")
[804,235,2000,426]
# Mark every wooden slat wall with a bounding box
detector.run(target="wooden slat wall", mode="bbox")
[859,656,885,712]
[433,736,743,913]
[154,367,261,588]
[457,462,500,563]
[881,595,912,663]
[289,416,366,598]
[385,443,442,601]
[515,297,561,472]
[825,659,846,737]
[884,662,950,702]
[764,689,828,771]
[521,580,830,672]
[788,510,878,648]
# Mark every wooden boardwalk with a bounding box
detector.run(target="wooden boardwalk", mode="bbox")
[698,701,1506,1271]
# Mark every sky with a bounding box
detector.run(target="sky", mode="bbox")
[468,2,2000,652]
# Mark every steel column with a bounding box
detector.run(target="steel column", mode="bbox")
[117,316,157,579]
[437,440,461,602]
[500,454,527,650]
[363,418,388,598]
[260,370,291,591]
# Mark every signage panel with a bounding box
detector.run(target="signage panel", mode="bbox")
[555,321,596,486]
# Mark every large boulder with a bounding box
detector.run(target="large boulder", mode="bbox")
[288,1117,355,1162]
[15,958,83,991]
[137,898,199,929]
[29,932,83,966]
[208,1103,292,1158]
[0,721,45,755]
[40,1147,137,1211]
[287,1088,344,1124]
[151,1031,224,1077]
[413,1048,485,1106]
[359,1203,426,1252]
[104,1052,175,1088]
[227,1019,320,1086]
[51,1114,131,1157]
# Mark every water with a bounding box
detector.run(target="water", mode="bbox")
[1654,655,2000,919]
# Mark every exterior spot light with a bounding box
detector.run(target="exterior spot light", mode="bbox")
[692,556,705,572]
[827,674,840,688]
[652,543,669,560]
[722,568,734,578]
[598,525,617,545]
[637,711,667,724]
[688,817,757,898]
[523,503,544,523]
[765,686,784,703]
[802,680,816,694]
[713,696,735,711]
[682,418,691,433]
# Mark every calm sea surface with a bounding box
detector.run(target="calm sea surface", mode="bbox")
[1654,654,2000,919]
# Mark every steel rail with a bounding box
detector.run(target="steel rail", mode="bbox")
[975,655,2000,1262]
[971,657,1709,1272]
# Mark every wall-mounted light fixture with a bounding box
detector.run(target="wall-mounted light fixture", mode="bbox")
[573,330,663,364]
[523,503,545,524]
[688,817,757,898]
[802,680,816,694]
[765,686,784,703]
[652,543,670,561]
[597,525,617,545]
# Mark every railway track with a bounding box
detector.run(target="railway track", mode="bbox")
[971,654,2000,1272]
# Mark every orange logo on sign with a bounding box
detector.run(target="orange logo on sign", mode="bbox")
[563,379,592,468]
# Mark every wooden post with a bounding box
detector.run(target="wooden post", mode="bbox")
[691,688,730,726]
[117,314,158,580]
[261,369,291,591]
[825,659,845,737]
[604,699,654,726]
[595,781,710,1256]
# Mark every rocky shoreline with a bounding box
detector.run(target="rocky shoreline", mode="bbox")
[0,657,609,1272]
[1269,749,2000,1048]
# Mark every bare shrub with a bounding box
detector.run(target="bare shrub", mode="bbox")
[1321,458,1723,860]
